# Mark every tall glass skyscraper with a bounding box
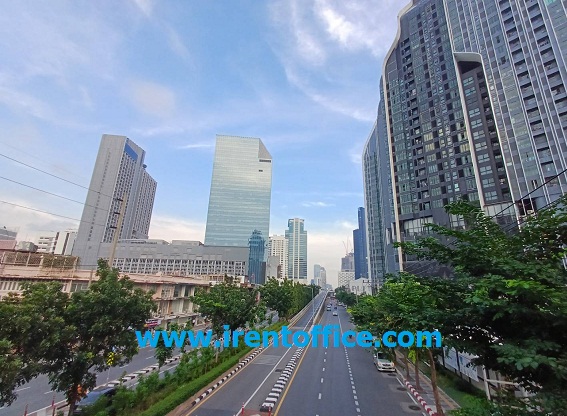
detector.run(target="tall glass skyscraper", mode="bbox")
[353,207,369,280]
[72,134,156,269]
[204,135,273,247]
[248,230,266,285]
[286,218,307,281]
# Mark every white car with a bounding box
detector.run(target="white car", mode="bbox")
[332,311,338,316]
[374,352,395,372]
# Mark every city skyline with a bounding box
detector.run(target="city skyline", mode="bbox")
[0,1,399,286]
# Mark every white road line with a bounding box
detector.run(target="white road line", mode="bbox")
[320,378,323,383]
[44,391,54,394]
[16,387,30,392]
[241,301,324,411]
[318,393,322,400]
[322,367,325,371]
[145,356,153,359]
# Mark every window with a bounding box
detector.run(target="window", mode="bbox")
[479,166,493,175]
[484,191,498,201]
[477,153,489,162]
[482,178,495,187]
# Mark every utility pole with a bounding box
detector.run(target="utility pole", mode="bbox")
[108,193,128,269]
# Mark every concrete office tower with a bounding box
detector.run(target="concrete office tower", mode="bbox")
[72,135,156,269]
[205,135,272,247]
[445,0,567,214]
[286,218,307,281]
[267,235,288,280]
[248,230,266,285]
[383,0,510,276]
[363,92,399,289]
[353,207,369,280]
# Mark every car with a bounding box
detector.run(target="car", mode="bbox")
[326,305,331,311]
[332,311,338,316]
[73,387,117,415]
[374,352,395,372]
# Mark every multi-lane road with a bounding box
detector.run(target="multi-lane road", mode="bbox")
[187,294,427,416]
[3,295,427,416]
[0,344,180,416]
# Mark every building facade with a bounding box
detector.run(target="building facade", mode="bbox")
[248,230,266,285]
[267,235,288,280]
[353,207,369,280]
[94,239,249,278]
[36,230,77,255]
[338,271,355,289]
[383,0,514,276]
[286,218,307,281]
[445,0,567,214]
[341,252,355,272]
[363,96,400,289]
[204,135,272,247]
[72,135,156,269]
[314,264,327,287]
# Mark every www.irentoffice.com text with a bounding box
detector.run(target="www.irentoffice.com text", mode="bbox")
[136,325,442,349]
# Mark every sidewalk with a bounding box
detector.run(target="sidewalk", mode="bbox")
[395,351,460,415]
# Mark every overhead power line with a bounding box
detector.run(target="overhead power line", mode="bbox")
[0,175,108,213]
[0,152,115,200]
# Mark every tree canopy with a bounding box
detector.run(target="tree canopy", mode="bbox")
[0,259,156,415]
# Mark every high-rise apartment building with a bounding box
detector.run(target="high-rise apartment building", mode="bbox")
[267,235,288,280]
[363,92,399,289]
[383,0,513,275]
[285,218,307,281]
[445,0,567,213]
[204,135,272,247]
[72,135,156,269]
[353,207,369,280]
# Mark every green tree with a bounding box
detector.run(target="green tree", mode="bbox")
[0,260,156,415]
[400,197,567,413]
[260,278,294,319]
[154,327,174,369]
[191,282,259,337]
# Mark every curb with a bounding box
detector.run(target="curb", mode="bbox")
[259,347,305,412]
[106,354,182,386]
[405,380,437,416]
[191,348,264,406]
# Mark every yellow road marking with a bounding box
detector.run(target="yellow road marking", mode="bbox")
[272,343,311,415]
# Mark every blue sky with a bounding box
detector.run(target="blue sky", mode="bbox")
[0,0,401,286]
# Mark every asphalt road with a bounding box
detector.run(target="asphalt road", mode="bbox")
[274,304,427,416]
[0,343,179,416]
[186,292,327,416]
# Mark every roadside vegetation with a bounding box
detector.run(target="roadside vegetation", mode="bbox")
[348,196,567,416]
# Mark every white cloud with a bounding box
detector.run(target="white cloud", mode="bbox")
[177,142,215,150]
[148,214,205,242]
[131,0,155,17]
[128,80,177,119]
[165,26,192,64]
[0,84,53,120]
[302,201,335,207]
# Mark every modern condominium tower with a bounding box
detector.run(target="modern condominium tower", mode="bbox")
[445,0,567,213]
[383,0,511,275]
[205,135,272,247]
[363,88,399,289]
[72,134,156,269]
[286,218,307,281]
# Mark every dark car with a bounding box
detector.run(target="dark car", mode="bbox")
[73,387,116,415]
